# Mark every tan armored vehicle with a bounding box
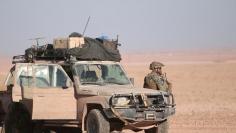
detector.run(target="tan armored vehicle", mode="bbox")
[0,34,175,133]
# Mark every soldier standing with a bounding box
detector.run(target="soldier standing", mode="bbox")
[143,61,172,133]
[143,61,172,93]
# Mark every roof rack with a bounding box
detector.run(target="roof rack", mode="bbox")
[12,54,69,64]
[12,55,26,64]
[13,33,122,64]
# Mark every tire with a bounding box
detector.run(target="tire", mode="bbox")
[4,103,32,133]
[86,109,110,133]
[144,120,168,133]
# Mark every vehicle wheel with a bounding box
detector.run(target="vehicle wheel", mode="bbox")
[86,109,110,133]
[4,103,32,133]
[144,120,168,133]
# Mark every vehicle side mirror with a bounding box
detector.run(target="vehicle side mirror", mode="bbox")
[129,77,134,85]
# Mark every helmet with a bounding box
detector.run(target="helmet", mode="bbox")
[149,61,164,70]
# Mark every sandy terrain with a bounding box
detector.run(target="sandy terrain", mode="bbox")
[122,62,236,133]
[121,51,236,133]
[1,50,236,133]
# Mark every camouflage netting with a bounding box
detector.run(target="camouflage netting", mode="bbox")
[25,37,121,62]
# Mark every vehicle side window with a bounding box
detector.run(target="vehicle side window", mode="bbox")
[35,66,50,88]
[17,66,33,87]
[16,65,69,89]
[56,68,67,87]
[35,65,68,88]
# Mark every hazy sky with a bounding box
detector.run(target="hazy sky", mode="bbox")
[0,0,235,56]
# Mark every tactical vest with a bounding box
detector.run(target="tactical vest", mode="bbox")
[143,75,158,90]
[143,73,169,91]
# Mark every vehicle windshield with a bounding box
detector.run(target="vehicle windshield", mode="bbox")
[74,63,131,85]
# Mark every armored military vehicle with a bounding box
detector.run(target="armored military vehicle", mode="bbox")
[0,33,175,133]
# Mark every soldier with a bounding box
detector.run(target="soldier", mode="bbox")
[143,61,172,93]
[143,61,172,133]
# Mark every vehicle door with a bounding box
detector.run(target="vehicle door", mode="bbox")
[14,63,76,120]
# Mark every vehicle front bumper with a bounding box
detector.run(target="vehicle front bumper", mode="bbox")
[104,92,176,129]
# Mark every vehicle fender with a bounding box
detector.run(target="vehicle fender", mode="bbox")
[77,96,109,132]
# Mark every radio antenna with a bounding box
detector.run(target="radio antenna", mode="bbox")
[82,16,91,36]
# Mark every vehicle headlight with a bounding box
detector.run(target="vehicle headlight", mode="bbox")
[113,97,130,106]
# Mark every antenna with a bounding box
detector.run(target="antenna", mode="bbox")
[82,16,91,36]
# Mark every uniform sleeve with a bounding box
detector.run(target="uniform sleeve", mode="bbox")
[151,75,165,91]
[143,76,148,88]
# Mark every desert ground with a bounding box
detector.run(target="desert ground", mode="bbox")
[121,50,236,133]
[1,50,236,133]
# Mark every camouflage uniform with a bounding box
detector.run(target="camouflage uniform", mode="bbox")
[144,61,171,93]
[144,72,170,91]
[144,61,171,133]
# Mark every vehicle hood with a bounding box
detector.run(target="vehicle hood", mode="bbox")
[79,85,165,96]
